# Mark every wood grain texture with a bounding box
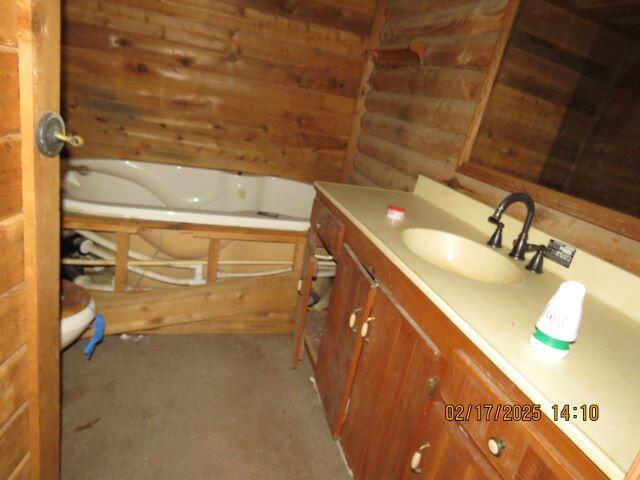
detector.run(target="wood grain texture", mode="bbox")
[0,287,26,365]
[62,0,377,182]
[357,285,442,480]
[464,0,640,244]
[0,347,29,428]
[0,138,22,222]
[0,52,20,137]
[405,401,501,479]
[0,216,24,294]
[311,198,345,256]
[341,0,388,181]
[0,405,30,480]
[315,191,608,479]
[206,239,220,284]
[90,273,298,335]
[349,0,510,190]
[18,0,62,476]
[346,0,640,274]
[114,232,129,292]
[315,244,376,438]
[292,231,317,366]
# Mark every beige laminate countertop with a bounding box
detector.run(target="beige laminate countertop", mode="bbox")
[315,177,640,479]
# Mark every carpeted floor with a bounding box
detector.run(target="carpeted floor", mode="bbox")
[61,334,351,480]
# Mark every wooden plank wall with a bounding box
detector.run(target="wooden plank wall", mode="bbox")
[346,0,640,275]
[0,2,33,478]
[471,0,624,183]
[562,46,640,217]
[61,0,377,183]
[469,0,639,218]
[349,0,508,190]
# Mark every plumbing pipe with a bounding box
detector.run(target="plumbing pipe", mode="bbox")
[75,230,335,268]
[61,258,303,267]
[76,230,194,270]
[79,239,205,286]
[73,232,336,288]
[76,239,305,287]
[217,268,293,279]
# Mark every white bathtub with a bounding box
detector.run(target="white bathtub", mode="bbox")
[62,159,316,230]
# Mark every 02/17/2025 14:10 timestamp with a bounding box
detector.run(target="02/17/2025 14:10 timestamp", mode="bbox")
[552,404,599,421]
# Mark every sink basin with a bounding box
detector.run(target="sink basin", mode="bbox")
[401,228,523,285]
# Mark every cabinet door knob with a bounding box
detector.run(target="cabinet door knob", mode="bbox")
[426,376,439,398]
[360,316,375,341]
[487,437,506,457]
[410,443,430,474]
[348,307,362,333]
[316,221,324,230]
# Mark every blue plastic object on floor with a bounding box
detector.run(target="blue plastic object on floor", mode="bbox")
[84,314,105,359]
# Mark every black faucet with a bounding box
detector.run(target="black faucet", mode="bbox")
[486,193,546,273]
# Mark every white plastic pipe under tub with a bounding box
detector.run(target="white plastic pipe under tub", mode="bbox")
[77,230,194,268]
[77,239,299,287]
[79,239,205,286]
[76,230,336,269]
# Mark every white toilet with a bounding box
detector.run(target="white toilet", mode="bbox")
[60,280,95,350]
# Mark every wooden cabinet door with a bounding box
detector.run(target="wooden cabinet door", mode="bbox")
[0,1,61,478]
[404,402,501,480]
[315,244,377,438]
[340,285,441,480]
[291,229,318,366]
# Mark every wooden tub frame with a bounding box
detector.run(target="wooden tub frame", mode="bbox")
[63,214,308,336]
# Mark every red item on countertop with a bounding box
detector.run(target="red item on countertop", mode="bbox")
[387,205,405,221]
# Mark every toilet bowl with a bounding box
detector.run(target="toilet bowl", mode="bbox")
[61,280,95,350]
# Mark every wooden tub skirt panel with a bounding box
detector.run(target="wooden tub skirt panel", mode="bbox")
[82,273,298,336]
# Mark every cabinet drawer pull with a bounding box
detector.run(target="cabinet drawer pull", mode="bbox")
[426,376,439,398]
[348,307,362,333]
[487,437,506,457]
[410,443,430,474]
[360,316,375,341]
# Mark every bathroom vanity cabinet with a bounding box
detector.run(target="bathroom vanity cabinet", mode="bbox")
[294,192,608,480]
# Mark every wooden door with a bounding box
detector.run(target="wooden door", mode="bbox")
[404,401,501,480]
[0,1,61,479]
[340,285,441,480]
[315,244,376,438]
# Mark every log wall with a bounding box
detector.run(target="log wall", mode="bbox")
[349,0,507,190]
[61,0,376,183]
[346,0,640,275]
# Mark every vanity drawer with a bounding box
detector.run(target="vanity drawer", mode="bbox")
[311,198,344,256]
[439,350,595,480]
[441,350,529,478]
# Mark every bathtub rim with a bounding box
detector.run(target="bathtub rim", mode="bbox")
[62,198,311,232]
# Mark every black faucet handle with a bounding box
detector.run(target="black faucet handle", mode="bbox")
[487,215,501,225]
[486,221,504,248]
[525,245,546,274]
